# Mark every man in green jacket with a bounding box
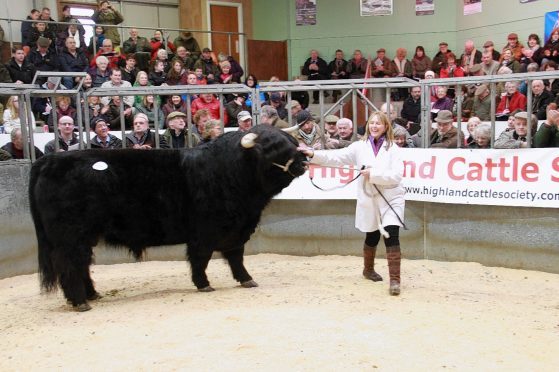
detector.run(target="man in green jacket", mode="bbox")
[534,106,559,148]
[92,1,124,46]
[162,111,200,148]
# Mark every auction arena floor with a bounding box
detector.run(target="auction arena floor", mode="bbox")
[1,254,558,371]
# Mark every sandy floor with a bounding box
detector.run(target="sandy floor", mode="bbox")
[0,254,558,371]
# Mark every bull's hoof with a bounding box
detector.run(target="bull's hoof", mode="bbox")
[74,303,92,312]
[87,292,103,301]
[241,280,259,288]
[198,286,215,292]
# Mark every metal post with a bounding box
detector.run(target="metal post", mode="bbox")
[76,92,85,150]
[219,94,225,132]
[119,98,126,148]
[154,101,161,149]
[352,89,357,135]
[227,33,232,57]
[490,82,496,148]
[287,90,292,126]
[385,86,391,118]
[186,93,193,148]
[456,89,463,148]
[51,95,60,152]
[319,88,325,149]
[420,84,431,149]
[526,79,533,148]
[83,93,92,149]
[18,94,30,160]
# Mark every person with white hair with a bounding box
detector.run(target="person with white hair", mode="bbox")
[531,80,554,120]
[469,124,492,149]
[326,118,354,149]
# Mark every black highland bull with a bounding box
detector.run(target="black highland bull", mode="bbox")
[29,125,307,311]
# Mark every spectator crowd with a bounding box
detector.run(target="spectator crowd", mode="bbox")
[1,2,559,160]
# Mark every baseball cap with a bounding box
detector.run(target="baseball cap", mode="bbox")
[237,111,252,122]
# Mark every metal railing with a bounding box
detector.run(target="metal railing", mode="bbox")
[419,70,559,149]
[2,71,559,161]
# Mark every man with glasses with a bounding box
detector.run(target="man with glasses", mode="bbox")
[44,116,82,154]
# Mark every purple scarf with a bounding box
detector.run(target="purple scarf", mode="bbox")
[369,135,385,157]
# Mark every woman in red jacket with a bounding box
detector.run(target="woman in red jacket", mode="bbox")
[496,81,526,120]
[191,93,227,124]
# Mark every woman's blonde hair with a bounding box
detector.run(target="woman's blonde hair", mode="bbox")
[363,111,394,148]
[6,96,19,118]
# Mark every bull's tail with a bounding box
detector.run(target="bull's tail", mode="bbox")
[29,164,58,292]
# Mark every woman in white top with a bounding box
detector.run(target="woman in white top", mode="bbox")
[2,96,36,134]
[300,112,405,295]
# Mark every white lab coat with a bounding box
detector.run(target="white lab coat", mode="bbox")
[311,139,405,232]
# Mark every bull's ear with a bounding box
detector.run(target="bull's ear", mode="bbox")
[241,133,258,148]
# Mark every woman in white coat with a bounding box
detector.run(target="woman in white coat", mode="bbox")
[300,111,405,295]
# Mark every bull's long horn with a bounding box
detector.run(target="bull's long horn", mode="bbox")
[241,133,258,148]
[282,125,299,133]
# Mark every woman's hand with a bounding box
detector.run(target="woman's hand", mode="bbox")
[297,146,314,158]
[360,167,371,180]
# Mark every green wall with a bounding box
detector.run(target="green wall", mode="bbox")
[252,0,559,79]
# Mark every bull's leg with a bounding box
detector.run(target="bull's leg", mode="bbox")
[187,247,214,292]
[222,247,258,288]
[55,247,93,312]
[80,246,102,301]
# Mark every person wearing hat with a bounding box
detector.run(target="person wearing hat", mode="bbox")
[126,113,169,150]
[259,105,290,129]
[323,114,340,140]
[237,111,253,132]
[495,111,537,149]
[173,31,202,62]
[372,48,394,78]
[288,100,303,120]
[429,110,461,148]
[90,117,122,149]
[302,49,329,104]
[264,92,288,121]
[193,47,220,84]
[431,41,452,75]
[502,33,524,62]
[293,110,325,149]
[471,84,492,121]
[300,111,406,295]
[534,104,559,148]
[161,111,199,148]
[482,40,501,62]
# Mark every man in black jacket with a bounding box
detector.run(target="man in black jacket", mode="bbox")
[5,47,36,84]
[59,37,89,88]
[531,80,554,120]
[302,49,329,104]
[27,37,59,85]
[401,86,422,126]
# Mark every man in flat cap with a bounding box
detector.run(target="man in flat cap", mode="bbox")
[372,48,393,78]
[162,111,199,148]
[495,111,537,149]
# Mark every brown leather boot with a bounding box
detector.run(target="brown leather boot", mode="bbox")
[386,245,401,295]
[363,244,383,281]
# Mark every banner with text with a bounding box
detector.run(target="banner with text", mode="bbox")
[276,148,559,208]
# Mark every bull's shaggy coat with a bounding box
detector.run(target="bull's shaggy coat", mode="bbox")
[29,125,307,311]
